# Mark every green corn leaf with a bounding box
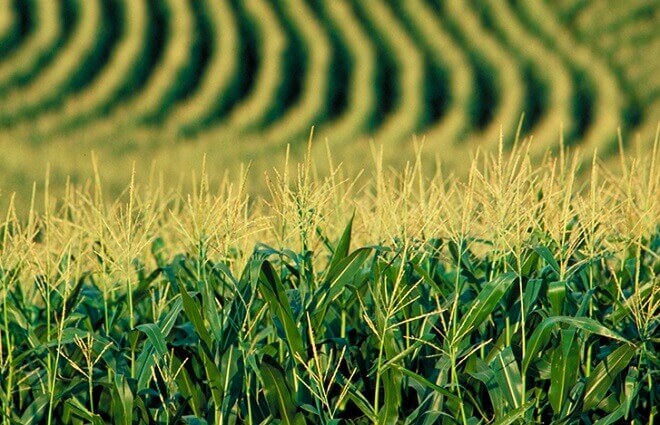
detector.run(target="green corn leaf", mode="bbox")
[180,288,214,350]
[136,323,168,357]
[258,261,305,360]
[113,374,134,425]
[327,212,354,273]
[523,278,542,316]
[466,356,505,418]
[491,346,524,410]
[534,246,560,275]
[324,247,371,303]
[453,272,516,343]
[19,395,49,425]
[523,316,630,374]
[593,405,627,425]
[623,367,639,418]
[136,297,183,390]
[64,397,105,425]
[549,329,580,414]
[492,402,534,425]
[583,344,636,412]
[336,374,377,422]
[201,348,225,412]
[260,355,303,425]
[173,355,204,417]
[393,364,461,404]
[547,280,567,316]
[312,247,371,327]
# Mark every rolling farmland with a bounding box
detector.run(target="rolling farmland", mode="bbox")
[0,0,657,195]
[0,2,659,423]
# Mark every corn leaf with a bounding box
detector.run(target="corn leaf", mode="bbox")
[583,344,637,412]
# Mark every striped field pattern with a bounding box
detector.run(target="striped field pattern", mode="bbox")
[0,0,658,193]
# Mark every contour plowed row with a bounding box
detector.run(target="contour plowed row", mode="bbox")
[0,0,62,93]
[0,0,657,193]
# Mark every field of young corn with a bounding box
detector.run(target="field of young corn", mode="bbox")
[0,140,657,424]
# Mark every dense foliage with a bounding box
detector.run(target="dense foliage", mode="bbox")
[0,144,658,424]
[0,219,658,424]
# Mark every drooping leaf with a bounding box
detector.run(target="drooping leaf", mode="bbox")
[534,246,560,275]
[549,329,580,414]
[491,347,524,410]
[260,355,304,425]
[19,395,49,425]
[113,373,134,425]
[258,261,305,360]
[583,344,636,412]
[523,316,630,374]
[136,323,168,357]
[547,280,567,316]
[453,272,516,343]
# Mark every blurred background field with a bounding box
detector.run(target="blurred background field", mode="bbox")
[0,0,658,204]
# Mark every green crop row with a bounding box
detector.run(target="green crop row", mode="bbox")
[17,0,150,140]
[0,0,102,123]
[0,0,62,93]
[312,0,377,147]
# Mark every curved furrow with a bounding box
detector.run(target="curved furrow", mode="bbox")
[601,99,659,172]
[516,0,625,156]
[353,0,425,150]
[574,0,660,38]
[46,0,196,148]
[613,39,660,70]
[636,68,660,101]
[312,0,377,147]
[0,0,32,58]
[185,0,287,144]
[0,0,16,47]
[483,0,574,159]
[242,0,331,150]
[633,99,660,144]
[8,0,148,139]
[161,0,240,136]
[554,0,590,22]
[0,0,102,122]
[442,0,526,160]
[0,0,62,92]
[595,19,659,53]
[397,0,473,157]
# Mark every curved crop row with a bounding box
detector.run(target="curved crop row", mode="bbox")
[0,0,16,47]
[482,0,574,159]
[312,0,377,148]
[12,0,149,140]
[0,0,657,195]
[44,0,196,148]
[0,0,103,122]
[354,0,424,150]
[595,18,659,53]
[442,0,525,164]
[516,0,625,156]
[553,0,590,22]
[245,0,332,151]
[574,0,660,38]
[162,0,241,137]
[186,0,287,147]
[399,0,472,151]
[0,0,62,93]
